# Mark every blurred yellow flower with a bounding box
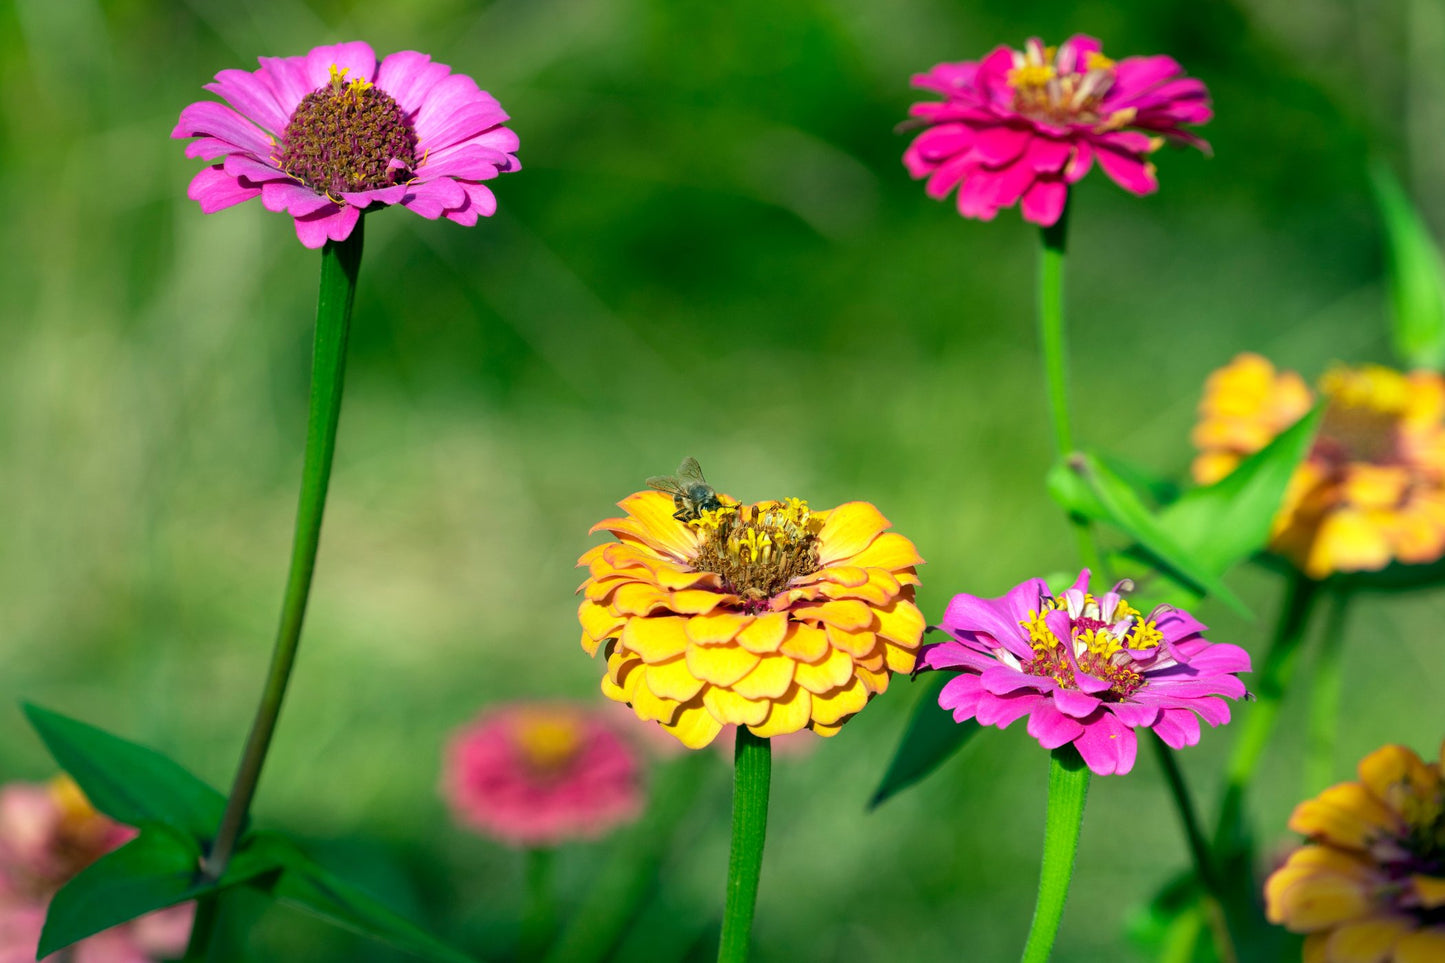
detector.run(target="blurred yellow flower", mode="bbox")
[1265,740,1445,962]
[1192,353,1445,578]
[578,492,924,748]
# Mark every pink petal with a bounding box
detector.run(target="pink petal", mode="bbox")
[340,184,408,208]
[1026,136,1074,174]
[1056,35,1103,74]
[204,68,290,133]
[172,101,274,158]
[1094,142,1159,196]
[376,51,453,115]
[975,690,1042,728]
[303,41,377,89]
[1026,701,1085,749]
[291,204,354,249]
[940,589,1035,660]
[1151,707,1201,748]
[939,673,985,719]
[187,166,261,213]
[1051,687,1101,719]
[400,178,468,219]
[443,181,499,225]
[222,153,289,185]
[261,180,333,216]
[1074,713,1138,775]
[414,73,484,141]
[923,154,974,198]
[1020,178,1068,225]
[1110,55,1185,96]
[1105,702,1159,728]
[980,664,1045,696]
[255,56,315,116]
[973,125,1031,166]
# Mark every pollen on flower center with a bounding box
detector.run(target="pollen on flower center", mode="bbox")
[1006,39,1119,124]
[1317,365,1410,466]
[1018,589,1164,700]
[690,498,821,610]
[276,65,418,197]
[512,714,584,775]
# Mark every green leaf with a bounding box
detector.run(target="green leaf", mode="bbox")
[1156,405,1323,573]
[38,827,279,956]
[1054,454,1251,617]
[1372,162,1445,369]
[23,703,226,838]
[245,832,479,963]
[868,673,980,810]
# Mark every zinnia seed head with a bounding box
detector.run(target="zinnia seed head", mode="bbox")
[690,499,822,610]
[276,65,418,197]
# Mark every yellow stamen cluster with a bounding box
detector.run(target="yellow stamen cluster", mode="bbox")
[327,64,375,102]
[512,714,583,774]
[1019,594,1159,698]
[1007,41,1122,126]
[692,499,823,607]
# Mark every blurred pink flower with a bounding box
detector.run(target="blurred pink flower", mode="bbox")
[173,41,519,248]
[0,778,192,963]
[443,704,644,847]
[919,571,1250,776]
[903,35,1210,226]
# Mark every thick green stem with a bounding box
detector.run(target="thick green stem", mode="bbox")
[1151,736,1238,963]
[201,218,365,881]
[1215,573,1321,850]
[1304,589,1353,795]
[520,848,556,961]
[1019,746,1090,963]
[1038,209,1101,574]
[717,728,772,963]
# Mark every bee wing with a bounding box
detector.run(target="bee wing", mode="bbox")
[646,475,685,495]
[675,457,708,486]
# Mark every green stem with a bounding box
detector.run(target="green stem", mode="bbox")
[180,894,221,962]
[1151,736,1238,963]
[1304,588,1353,796]
[1019,746,1090,963]
[717,728,772,963]
[1215,573,1321,851]
[200,218,365,880]
[520,848,556,961]
[1037,208,1101,575]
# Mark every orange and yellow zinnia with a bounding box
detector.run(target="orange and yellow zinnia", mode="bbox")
[578,491,925,748]
[1265,740,1445,962]
[1192,353,1445,579]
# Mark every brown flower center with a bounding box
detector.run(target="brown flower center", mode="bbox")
[276,65,418,197]
[691,500,821,611]
[511,713,583,778]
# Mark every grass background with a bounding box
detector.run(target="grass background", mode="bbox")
[2,0,1443,959]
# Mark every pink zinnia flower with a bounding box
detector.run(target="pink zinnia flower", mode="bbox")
[919,571,1250,776]
[172,41,519,248]
[443,703,644,848]
[0,777,192,963]
[902,35,1211,226]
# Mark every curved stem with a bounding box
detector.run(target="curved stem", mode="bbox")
[201,218,365,879]
[1019,746,1090,963]
[1037,208,1102,575]
[1304,588,1353,795]
[717,728,771,963]
[1215,573,1321,850]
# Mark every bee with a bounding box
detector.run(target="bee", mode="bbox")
[647,457,724,522]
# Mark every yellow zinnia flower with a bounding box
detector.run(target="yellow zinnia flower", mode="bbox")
[1192,353,1445,579]
[578,491,925,748]
[1265,740,1445,962]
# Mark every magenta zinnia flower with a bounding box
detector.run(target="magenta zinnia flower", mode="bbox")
[902,35,1211,226]
[919,571,1250,775]
[173,41,519,248]
[442,703,644,848]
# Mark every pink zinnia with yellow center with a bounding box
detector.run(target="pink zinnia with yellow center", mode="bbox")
[903,35,1211,226]
[920,571,1250,776]
[172,41,519,248]
[442,704,644,848]
[1192,353,1445,578]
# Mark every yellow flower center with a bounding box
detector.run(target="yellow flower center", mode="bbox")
[1019,593,1160,699]
[1006,41,1121,126]
[1317,365,1410,466]
[512,714,583,775]
[691,498,822,609]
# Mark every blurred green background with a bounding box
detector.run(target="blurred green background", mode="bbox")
[2,0,1443,959]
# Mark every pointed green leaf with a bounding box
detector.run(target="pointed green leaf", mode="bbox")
[245,833,479,963]
[1059,454,1251,617]
[868,673,980,810]
[23,703,226,838]
[1372,162,1445,369]
[38,827,279,956]
[1157,405,1323,572]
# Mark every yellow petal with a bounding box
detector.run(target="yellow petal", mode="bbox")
[818,569,899,605]
[612,581,670,616]
[794,565,869,588]
[779,623,829,662]
[579,599,624,647]
[817,502,891,565]
[855,663,891,695]
[825,623,877,658]
[809,676,868,726]
[1289,783,1400,850]
[577,543,608,568]
[652,564,722,590]
[686,610,749,645]
[665,704,724,749]
[1413,875,1445,909]
[1342,465,1410,510]
[1396,929,1445,963]
[685,643,761,687]
[631,678,683,726]
[811,722,842,737]
[1308,509,1391,578]
[669,588,728,614]
[749,685,813,738]
[583,574,629,601]
[1302,933,1327,963]
[703,687,770,726]
[883,639,918,674]
[736,612,788,654]
[731,655,795,700]
[1265,852,1374,930]
[793,645,856,694]
[643,656,706,702]
[1325,917,1411,963]
[792,598,873,630]
[615,490,702,558]
[846,531,924,571]
[1358,743,1440,825]
[619,616,690,663]
[873,597,926,648]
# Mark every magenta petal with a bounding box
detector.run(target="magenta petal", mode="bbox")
[975,691,1042,729]
[923,154,974,198]
[414,73,484,139]
[938,673,985,718]
[940,591,1032,658]
[400,179,468,219]
[1074,714,1137,775]
[1020,179,1069,224]
[221,153,289,185]
[1110,55,1185,96]
[973,125,1031,166]
[1056,35,1104,74]
[416,100,511,154]
[1095,144,1158,195]
[261,181,331,216]
[1026,137,1073,174]
[187,166,261,213]
[1051,687,1101,719]
[255,56,314,116]
[290,204,353,249]
[979,664,1045,696]
[1106,701,1159,728]
[205,69,290,133]
[1026,701,1085,750]
[304,41,377,89]
[173,101,274,158]
[920,641,1000,673]
[376,51,451,114]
